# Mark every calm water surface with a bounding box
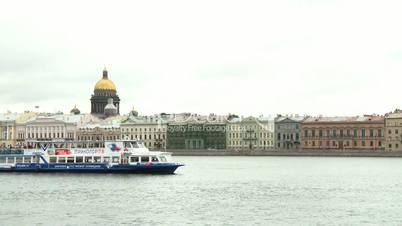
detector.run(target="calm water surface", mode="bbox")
[1,156,402,225]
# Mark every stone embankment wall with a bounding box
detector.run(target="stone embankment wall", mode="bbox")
[166,149,402,157]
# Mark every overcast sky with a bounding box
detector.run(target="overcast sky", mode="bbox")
[0,0,401,117]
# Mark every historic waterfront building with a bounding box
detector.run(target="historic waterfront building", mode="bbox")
[385,112,402,151]
[167,115,226,150]
[76,115,125,146]
[226,116,275,151]
[0,113,18,148]
[90,68,120,116]
[275,115,306,149]
[301,116,385,150]
[15,114,83,148]
[121,115,168,150]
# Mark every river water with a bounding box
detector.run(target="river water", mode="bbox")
[1,156,402,225]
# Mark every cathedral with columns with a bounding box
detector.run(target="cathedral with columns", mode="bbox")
[90,68,120,117]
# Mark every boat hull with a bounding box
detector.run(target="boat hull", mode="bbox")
[0,163,183,174]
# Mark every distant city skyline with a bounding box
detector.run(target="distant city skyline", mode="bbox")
[1,0,402,116]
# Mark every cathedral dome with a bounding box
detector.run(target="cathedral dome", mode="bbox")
[94,68,116,91]
[70,105,81,115]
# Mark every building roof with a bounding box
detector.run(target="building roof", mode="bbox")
[94,68,116,91]
[275,115,306,123]
[227,116,274,124]
[303,115,384,124]
[0,113,19,122]
[122,115,168,124]
[21,113,85,125]
[79,114,127,129]
[386,112,402,119]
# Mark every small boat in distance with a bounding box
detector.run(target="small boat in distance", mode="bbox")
[0,140,184,174]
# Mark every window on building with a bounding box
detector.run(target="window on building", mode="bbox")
[319,130,323,137]
[396,129,399,134]
[332,129,337,137]
[304,130,308,138]
[340,130,343,137]
[370,141,373,147]
[370,129,374,138]
[361,129,366,137]
[378,129,382,137]
[277,133,281,140]
[354,129,358,137]
[362,141,365,146]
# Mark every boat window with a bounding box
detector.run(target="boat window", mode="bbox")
[32,156,38,163]
[124,142,132,148]
[159,156,167,162]
[131,142,140,148]
[140,156,150,162]
[16,157,23,163]
[0,157,6,163]
[7,157,15,164]
[58,157,66,163]
[139,142,146,148]
[76,157,83,163]
[49,157,57,163]
[151,157,159,162]
[94,157,101,163]
[112,157,120,163]
[130,156,139,163]
[103,157,110,163]
[23,156,32,163]
[85,157,93,163]
[67,157,75,163]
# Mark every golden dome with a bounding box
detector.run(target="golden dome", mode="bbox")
[94,68,116,91]
[94,79,116,91]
